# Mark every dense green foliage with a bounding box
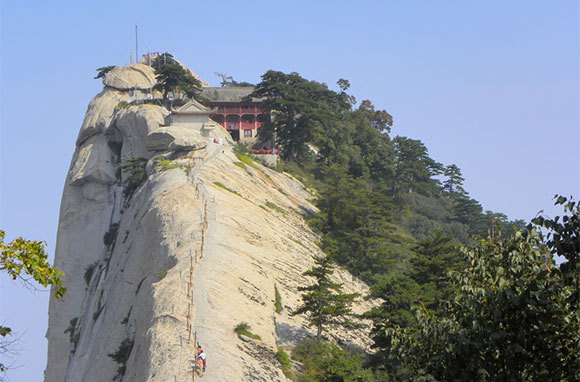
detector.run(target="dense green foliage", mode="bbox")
[532,195,579,306]
[251,71,354,163]
[364,230,465,361]
[291,255,360,338]
[292,339,387,382]
[290,199,578,381]
[385,224,579,381]
[310,166,412,281]
[250,71,525,289]
[249,71,574,380]
[251,73,526,363]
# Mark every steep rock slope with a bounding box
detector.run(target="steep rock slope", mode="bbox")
[46,65,373,382]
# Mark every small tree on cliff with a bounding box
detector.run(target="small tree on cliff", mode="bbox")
[151,52,201,104]
[94,65,115,80]
[291,254,360,338]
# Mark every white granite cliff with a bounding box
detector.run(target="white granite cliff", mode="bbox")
[45,64,373,382]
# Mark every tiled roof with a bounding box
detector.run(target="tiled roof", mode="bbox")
[200,87,257,103]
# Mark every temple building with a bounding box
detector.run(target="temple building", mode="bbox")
[201,87,267,144]
[165,98,219,138]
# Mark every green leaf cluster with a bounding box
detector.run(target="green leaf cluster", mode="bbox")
[532,195,580,306]
[1,230,66,374]
[0,230,65,299]
[311,166,413,282]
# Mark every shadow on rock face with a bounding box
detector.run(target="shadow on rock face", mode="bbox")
[275,322,312,348]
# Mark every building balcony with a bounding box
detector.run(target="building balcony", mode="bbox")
[212,105,262,115]
[240,106,257,114]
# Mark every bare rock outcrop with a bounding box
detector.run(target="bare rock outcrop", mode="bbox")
[103,64,156,91]
[146,126,206,151]
[46,63,374,382]
[76,88,129,146]
[69,134,117,186]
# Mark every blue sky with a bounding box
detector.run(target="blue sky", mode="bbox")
[1,1,578,380]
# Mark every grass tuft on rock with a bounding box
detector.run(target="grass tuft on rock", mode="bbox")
[213,182,242,197]
[236,154,258,168]
[266,201,287,215]
[276,349,297,380]
[155,159,181,171]
[274,285,283,313]
[233,161,247,170]
[155,268,167,280]
[155,159,191,176]
[233,322,261,340]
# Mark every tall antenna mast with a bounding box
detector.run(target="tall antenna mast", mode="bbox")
[135,25,139,64]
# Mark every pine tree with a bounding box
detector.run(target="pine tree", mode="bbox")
[151,52,201,103]
[442,164,466,196]
[408,229,464,312]
[291,255,360,338]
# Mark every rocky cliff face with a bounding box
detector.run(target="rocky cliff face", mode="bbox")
[46,64,373,382]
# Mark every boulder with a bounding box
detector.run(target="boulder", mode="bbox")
[115,104,169,160]
[103,63,156,91]
[238,334,253,343]
[69,135,117,186]
[76,89,128,146]
[146,125,206,151]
